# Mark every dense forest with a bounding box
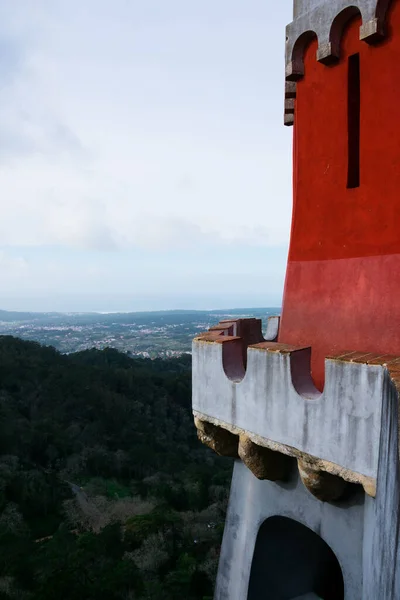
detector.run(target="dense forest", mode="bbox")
[0,336,233,599]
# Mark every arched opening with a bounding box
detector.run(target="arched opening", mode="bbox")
[288,30,318,81]
[326,6,362,63]
[247,517,344,600]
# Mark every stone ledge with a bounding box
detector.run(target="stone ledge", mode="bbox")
[193,411,376,498]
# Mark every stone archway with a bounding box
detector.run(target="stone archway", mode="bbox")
[247,516,344,600]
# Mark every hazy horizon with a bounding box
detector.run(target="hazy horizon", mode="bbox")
[0,295,283,314]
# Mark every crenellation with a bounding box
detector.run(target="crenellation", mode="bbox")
[193,318,386,496]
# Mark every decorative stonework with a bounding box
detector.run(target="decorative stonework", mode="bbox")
[194,417,239,458]
[284,0,394,125]
[284,81,297,127]
[194,408,375,498]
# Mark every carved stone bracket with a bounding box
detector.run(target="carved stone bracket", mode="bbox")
[194,417,239,458]
[298,458,347,501]
[194,415,357,501]
[238,434,290,481]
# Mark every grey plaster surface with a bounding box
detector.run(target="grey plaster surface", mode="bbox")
[192,341,384,484]
[362,374,400,599]
[264,316,280,342]
[294,0,328,18]
[215,460,364,600]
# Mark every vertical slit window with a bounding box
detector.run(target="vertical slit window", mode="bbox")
[347,53,360,189]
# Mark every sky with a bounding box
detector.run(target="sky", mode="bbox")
[0,0,293,312]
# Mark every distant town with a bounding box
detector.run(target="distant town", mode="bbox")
[0,308,280,357]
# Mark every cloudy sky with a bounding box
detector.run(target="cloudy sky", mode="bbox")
[0,0,293,312]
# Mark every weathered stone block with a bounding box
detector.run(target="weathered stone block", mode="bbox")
[194,417,239,458]
[238,435,290,481]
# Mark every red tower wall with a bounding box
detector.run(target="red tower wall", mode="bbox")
[279,2,400,390]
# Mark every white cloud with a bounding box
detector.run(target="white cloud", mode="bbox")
[0,0,293,255]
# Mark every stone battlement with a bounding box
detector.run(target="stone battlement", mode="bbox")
[193,318,400,501]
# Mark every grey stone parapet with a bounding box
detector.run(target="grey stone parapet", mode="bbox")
[192,318,400,501]
[284,0,393,126]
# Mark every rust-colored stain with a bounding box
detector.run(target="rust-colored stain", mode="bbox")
[251,342,309,354]
[195,333,241,344]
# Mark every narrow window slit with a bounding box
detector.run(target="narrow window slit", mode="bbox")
[347,53,360,189]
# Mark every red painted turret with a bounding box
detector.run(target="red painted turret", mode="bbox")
[280,1,400,390]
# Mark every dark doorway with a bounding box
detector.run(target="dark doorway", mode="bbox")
[247,517,344,600]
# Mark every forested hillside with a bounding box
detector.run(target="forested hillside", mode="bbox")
[0,336,232,599]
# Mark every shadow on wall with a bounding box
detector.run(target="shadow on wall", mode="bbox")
[247,517,344,600]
